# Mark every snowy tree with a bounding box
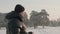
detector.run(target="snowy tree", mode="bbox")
[39,9,49,28]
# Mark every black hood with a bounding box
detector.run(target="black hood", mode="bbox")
[5,11,23,21]
[15,4,25,13]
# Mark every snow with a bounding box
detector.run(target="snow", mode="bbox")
[0,27,6,34]
[0,26,60,34]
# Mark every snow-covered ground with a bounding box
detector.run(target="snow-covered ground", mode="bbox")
[0,26,60,34]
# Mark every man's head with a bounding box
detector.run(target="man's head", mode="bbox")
[15,4,25,17]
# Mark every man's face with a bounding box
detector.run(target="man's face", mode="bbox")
[19,11,24,17]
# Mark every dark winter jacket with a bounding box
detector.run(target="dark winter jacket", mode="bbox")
[6,11,23,34]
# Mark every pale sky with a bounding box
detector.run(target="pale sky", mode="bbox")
[0,0,60,20]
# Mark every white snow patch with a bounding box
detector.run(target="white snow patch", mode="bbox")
[0,26,60,34]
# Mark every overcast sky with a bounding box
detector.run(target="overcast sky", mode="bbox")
[0,0,60,20]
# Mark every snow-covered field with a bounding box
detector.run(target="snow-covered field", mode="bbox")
[0,26,60,34]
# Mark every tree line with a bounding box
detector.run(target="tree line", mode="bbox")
[0,9,60,28]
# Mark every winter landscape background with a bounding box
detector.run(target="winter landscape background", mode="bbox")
[0,9,60,34]
[0,0,60,34]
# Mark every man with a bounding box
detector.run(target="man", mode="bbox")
[5,4,25,34]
